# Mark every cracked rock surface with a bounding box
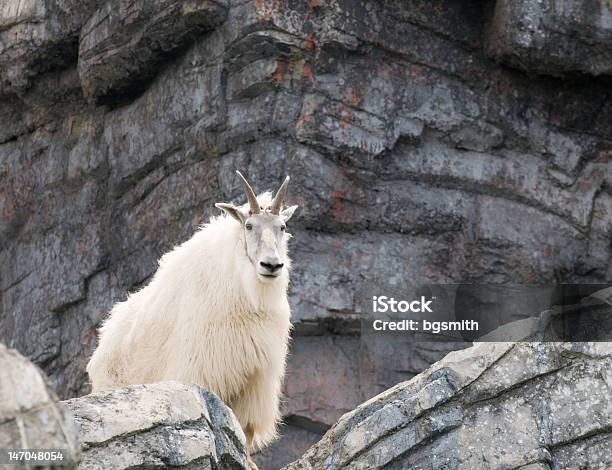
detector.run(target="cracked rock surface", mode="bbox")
[63,381,249,469]
[284,342,612,470]
[1,0,611,467]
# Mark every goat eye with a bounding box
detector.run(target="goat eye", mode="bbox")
[245,223,253,230]
[280,225,286,231]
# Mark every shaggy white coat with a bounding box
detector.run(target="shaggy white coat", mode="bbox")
[87,192,292,449]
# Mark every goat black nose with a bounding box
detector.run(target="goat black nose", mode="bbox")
[260,261,284,272]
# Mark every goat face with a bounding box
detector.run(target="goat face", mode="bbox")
[216,171,298,283]
[245,211,292,281]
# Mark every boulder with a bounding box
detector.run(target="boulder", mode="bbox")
[0,343,81,467]
[0,344,249,469]
[485,0,612,77]
[63,381,249,469]
[285,341,612,469]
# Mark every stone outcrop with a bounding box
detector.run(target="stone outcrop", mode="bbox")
[63,381,249,470]
[0,0,100,95]
[485,0,612,77]
[0,343,80,467]
[285,341,612,469]
[0,344,249,469]
[78,0,227,102]
[1,0,611,467]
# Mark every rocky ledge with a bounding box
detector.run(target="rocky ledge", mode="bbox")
[1,340,611,469]
[0,343,249,469]
[63,381,249,470]
[285,341,612,469]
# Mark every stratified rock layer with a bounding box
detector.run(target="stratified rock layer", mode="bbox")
[63,381,249,470]
[0,343,81,468]
[285,342,612,470]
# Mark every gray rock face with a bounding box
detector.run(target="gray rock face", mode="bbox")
[1,0,611,467]
[0,0,100,95]
[63,381,248,470]
[285,342,612,469]
[0,343,81,468]
[78,0,228,102]
[485,0,612,77]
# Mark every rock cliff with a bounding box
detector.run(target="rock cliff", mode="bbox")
[1,0,611,466]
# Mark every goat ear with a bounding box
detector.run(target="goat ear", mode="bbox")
[215,203,247,224]
[280,205,299,222]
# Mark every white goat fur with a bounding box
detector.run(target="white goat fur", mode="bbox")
[87,192,292,449]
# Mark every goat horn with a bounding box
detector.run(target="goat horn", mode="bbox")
[270,175,290,215]
[236,171,260,214]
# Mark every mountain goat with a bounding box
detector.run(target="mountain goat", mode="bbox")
[87,171,298,461]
